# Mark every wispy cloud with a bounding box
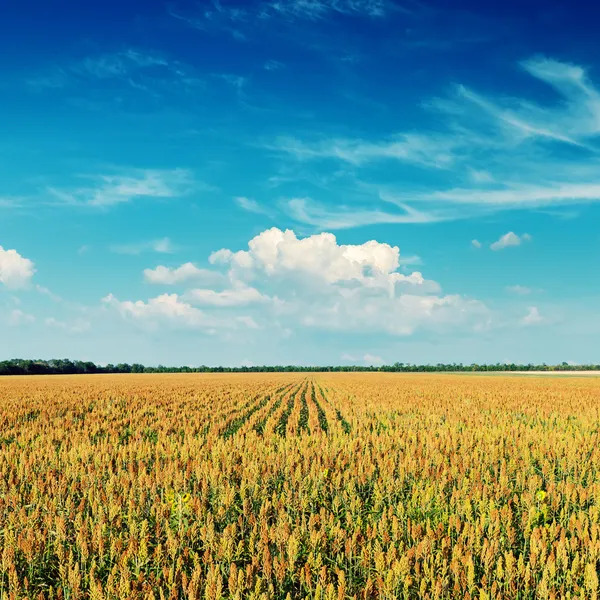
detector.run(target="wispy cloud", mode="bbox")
[235,196,270,215]
[111,238,176,255]
[0,197,23,209]
[48,168,196,208]
[264,60,285,70]
[35,285,63,302]
[75,50,169,80]
[268,56,600,228]
[168,2,249,41]
[263,0,393,20]
[399,254,422,267]
[45,316,91,333]
[342,352,384,364]
[284,197,441,229]
[28,49,166,89]
[8,309,35,327]
[217,74,248,97]
[272,133,460,169]
[27,48,203,100]
[168,0,394,39]
[506,285,533,295]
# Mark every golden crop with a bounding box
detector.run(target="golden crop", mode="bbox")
[1,373,599,599]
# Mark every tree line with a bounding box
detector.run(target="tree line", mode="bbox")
[0,358,597,376]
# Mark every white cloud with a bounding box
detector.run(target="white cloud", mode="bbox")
[211,227,402,284]
[235,315,260,329]
[273,133,460,169]
[103,293,211,329]
[285,197,440,229]
[267,57,600,229]
[392,183,600,209]
[144,263,225,286]
[0,197,23,209]
[28,48,203,97]
[264,0,391,20]
[184,283,270,307]
[103,228,488,340]
[506,285,532,295]
[49,168,195,208]
[132,228,486,339]
[35,285,63,302]
[518,57,600,141]
[264,60,284,71]
[471,239,481,248]
[363,353,384,365]
[399,254,422,272]
[342,353,385,364]
[522,306,543,326]
[0,246,35,289]
[102,293,257,332]
[8,309,35,326]
[234,196,268,214]
[208,227,488,336]
[111,238,175,255]
[469,169,494,183]
[76,49,168,80]
[169,0,391,44]
[44,317,91,333]
[490,232,531,251]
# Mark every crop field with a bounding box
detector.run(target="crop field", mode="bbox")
[1,373,600,600]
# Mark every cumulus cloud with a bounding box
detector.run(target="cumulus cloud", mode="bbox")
[490,232,531,251]
[471,239,482,249]
[209,227,487,336]
[210,227,402,283]
[144,263,225,286]
[0,245,35,289]
[521,306,543,326]
[103,293,213,329]
[106,228,488,338]
[102,293,258,332]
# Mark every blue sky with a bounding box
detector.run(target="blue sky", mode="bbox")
[2,0,600,366]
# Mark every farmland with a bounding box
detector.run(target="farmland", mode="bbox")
[1,373,600,599]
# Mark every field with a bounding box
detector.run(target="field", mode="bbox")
[1,373,600,600]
